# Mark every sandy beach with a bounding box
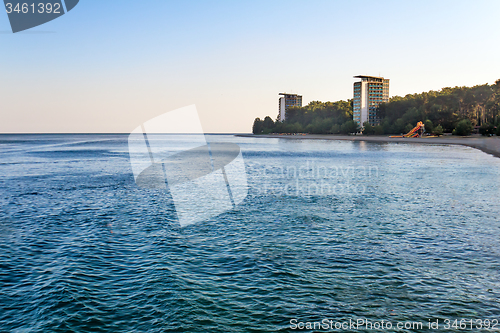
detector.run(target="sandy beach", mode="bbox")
[237,134,500,159]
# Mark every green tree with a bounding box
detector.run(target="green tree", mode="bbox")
[252,118,263,134]
[392,118,406,134]
[479,123,495,136]
[263,116,274,129]
[261,116,275,134]
[432,124,444,136]
[293,122,304,133]
[340,120,360,134]
[453,119,473,136]
[374,125,384,135]
[424,119,434,133]
[381,119,392,134]
[284,122,303,133]
[272,121,285,133]
[362,121,374,135]
[329,124,340,134]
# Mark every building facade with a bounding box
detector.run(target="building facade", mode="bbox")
[353,75,389,126]
[278,93,302,122]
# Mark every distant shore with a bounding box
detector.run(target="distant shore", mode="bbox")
[236,134,500,159]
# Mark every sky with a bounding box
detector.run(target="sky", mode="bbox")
[1,0,499,133]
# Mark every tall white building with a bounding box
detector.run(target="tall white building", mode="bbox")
[278,93,302,122]
[353,75,389,126]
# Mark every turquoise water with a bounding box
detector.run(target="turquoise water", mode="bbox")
[1,134,500,332]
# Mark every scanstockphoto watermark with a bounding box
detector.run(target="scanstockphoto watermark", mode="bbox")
[4,0,80,33]
[290,318,422,331]
[249,161,379,197]
[289,318,499,331]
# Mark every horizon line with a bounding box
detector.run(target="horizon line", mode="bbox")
[0,132,252,135]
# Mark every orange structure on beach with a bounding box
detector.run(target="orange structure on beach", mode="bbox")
[390,121,425,138]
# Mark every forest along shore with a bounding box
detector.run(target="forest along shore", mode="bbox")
[236,134,500,159]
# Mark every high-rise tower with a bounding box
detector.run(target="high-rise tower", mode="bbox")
[353,75,389,126]
[278,93,302,122]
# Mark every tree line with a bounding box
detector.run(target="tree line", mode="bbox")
[252,79,500,136]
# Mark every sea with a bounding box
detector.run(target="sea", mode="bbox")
[1,134,500,332]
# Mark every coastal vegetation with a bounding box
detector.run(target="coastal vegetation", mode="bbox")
[252,79,500,136]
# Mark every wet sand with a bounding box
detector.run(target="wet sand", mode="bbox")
[236,134,500,159]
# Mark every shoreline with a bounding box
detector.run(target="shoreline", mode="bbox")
[236,134,500,159]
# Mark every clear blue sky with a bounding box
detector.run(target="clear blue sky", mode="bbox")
[1,0,499,133]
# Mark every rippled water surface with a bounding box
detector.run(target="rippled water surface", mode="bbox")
[1,134,500,332]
